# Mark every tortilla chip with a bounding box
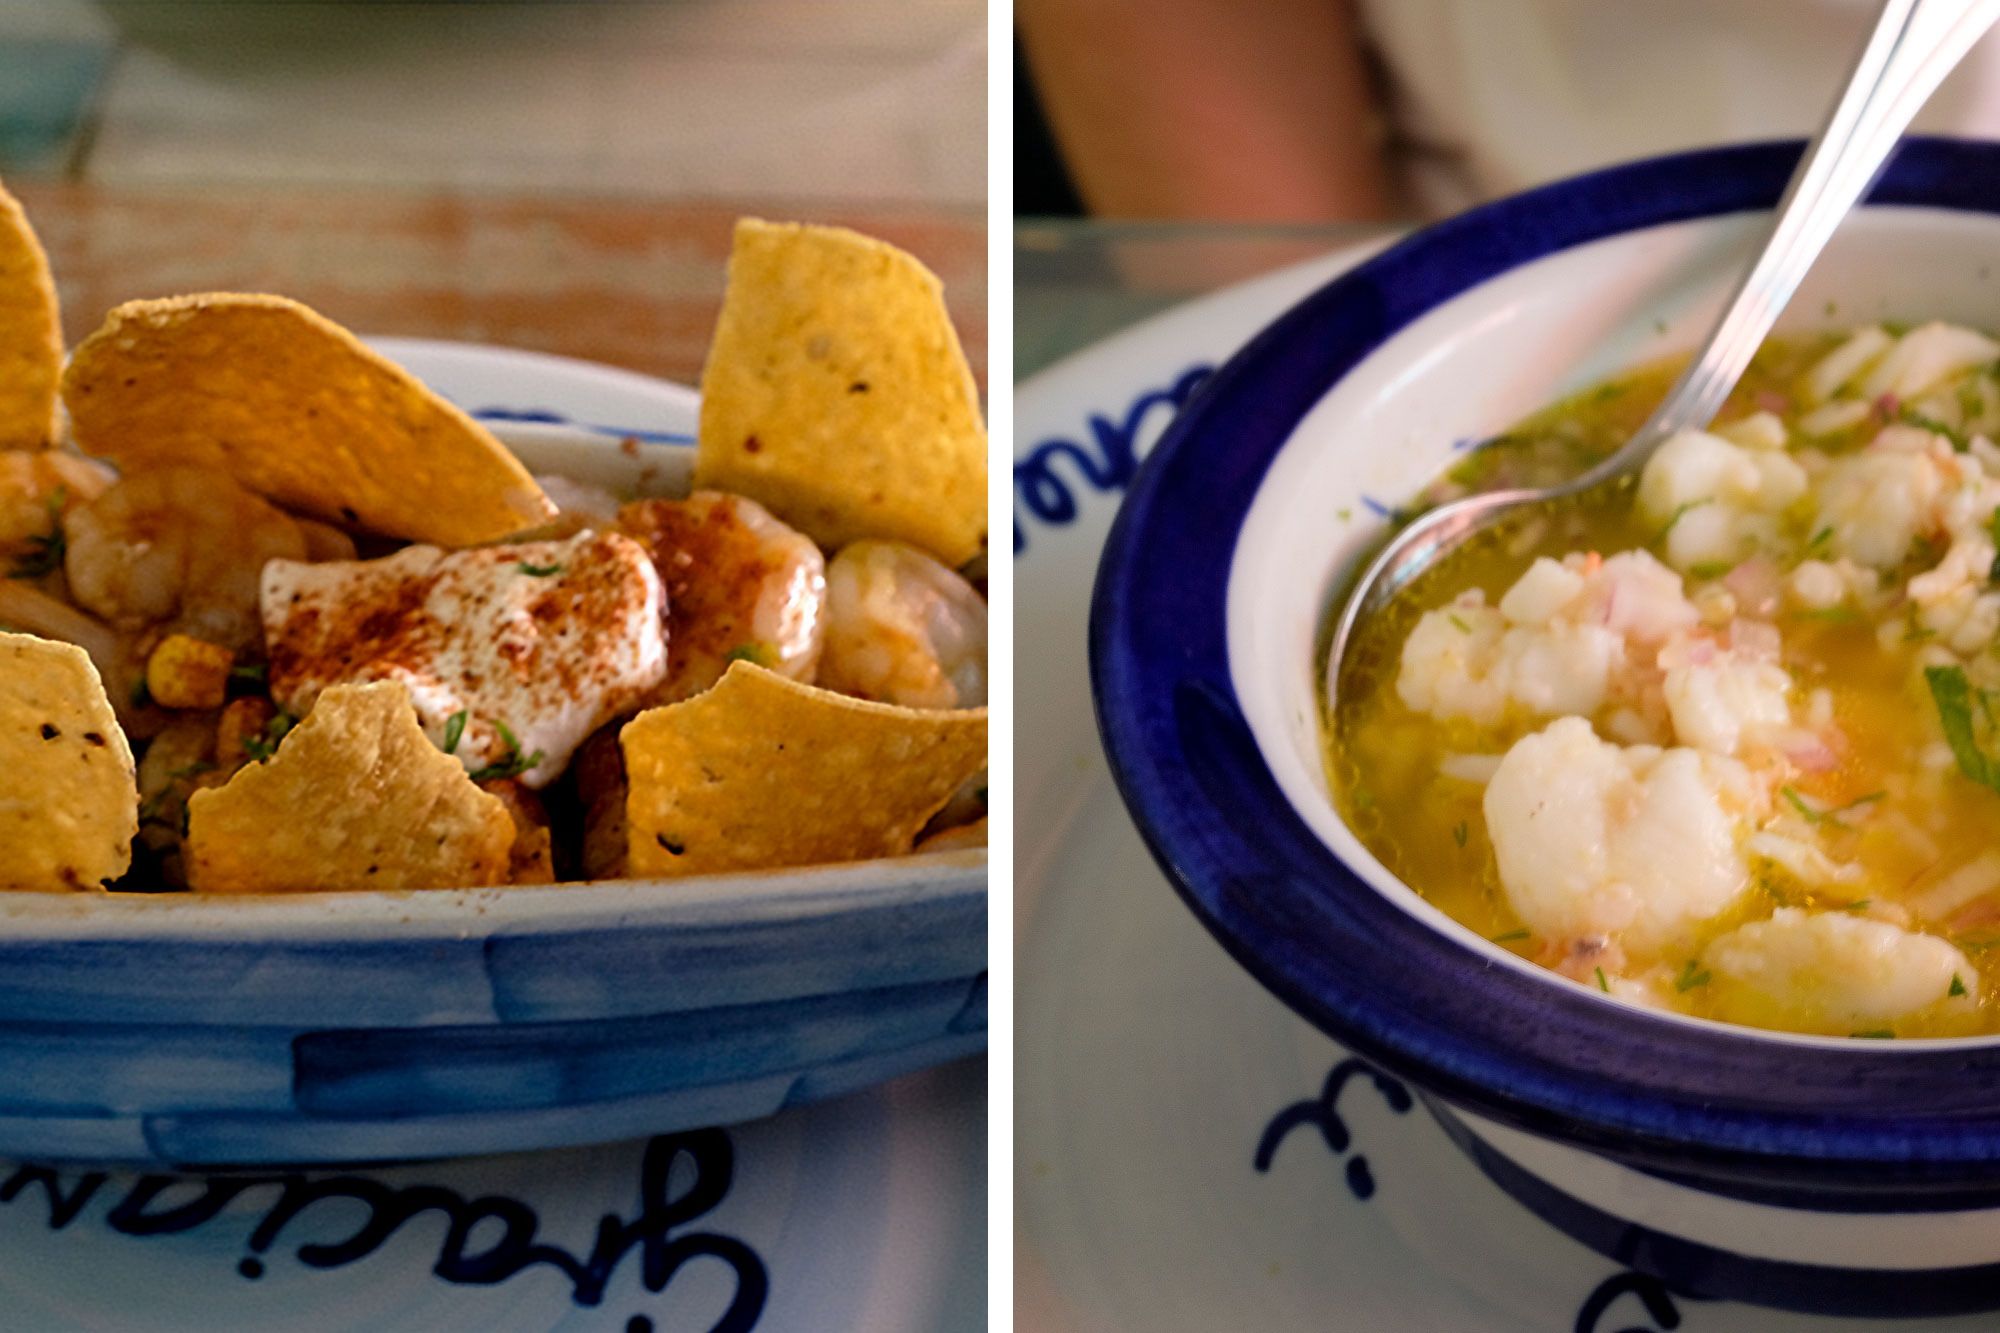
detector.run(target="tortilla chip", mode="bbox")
[0,181,61,450]
[0,632,136,891]
[623,661,987,877]
[62,294,554,546]
[694,220,986,566]
[185,680,514,893]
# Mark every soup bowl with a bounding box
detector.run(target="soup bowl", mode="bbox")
[1090,138,2000,1319]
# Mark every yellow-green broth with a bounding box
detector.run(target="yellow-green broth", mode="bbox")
[1327,326,2000,1039]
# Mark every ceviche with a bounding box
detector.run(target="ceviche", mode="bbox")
[0,188,988,895]
[1331,319,2000,1039]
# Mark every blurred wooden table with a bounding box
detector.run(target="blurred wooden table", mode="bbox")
[14,183,987,392]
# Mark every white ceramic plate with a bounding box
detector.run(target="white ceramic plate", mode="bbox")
[1012,245,1992,1332]
[0,338,985,1332]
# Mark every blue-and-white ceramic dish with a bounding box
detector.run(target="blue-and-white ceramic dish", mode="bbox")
[0,412,985,1169]
[1091,137,2000,1320]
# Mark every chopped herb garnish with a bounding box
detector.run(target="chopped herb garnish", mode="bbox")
[7,488,65,579]
[1446,614,1471,634]
[1653,497,1712,545]
[1594,967,1610,993]
[1451,821,1468,847]
[724,643,774,667]
[1961,381,1986,421]
[1779,786,1883,830]
[129,676,152,710]
[1850,1029,1896,1039]
[1804,525,1834,555]
[1925,664,2000,794]
[228,662,268,686]
[1688,559,1735,580]
[1674,960,1711,992]
[1952,972,1969,998]
[1899,406,1970,450]
[517,561,564,577]
[442,709,468,755]
[1490,929,1529,943]
[241,711,297,764]
[165,761,216,781]
[468,718,544,782]
[1837,898,1872,913]
[1989,507,2000,582]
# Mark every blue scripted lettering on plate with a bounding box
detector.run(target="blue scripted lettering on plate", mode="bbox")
[1253,1058,1412,1200]
[0,1130,767,1332]
[1572,1269,1685,1333]
[1013,364,1212,555]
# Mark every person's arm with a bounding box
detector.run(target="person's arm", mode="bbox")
[1017,0,1394,221]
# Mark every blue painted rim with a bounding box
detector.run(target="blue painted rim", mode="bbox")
[1090,137,2000,1182]
[1422,1095,2000,1318]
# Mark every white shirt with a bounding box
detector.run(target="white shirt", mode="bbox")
[1359,0,2000,215]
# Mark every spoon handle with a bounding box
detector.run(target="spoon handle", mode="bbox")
[1595,0,2000,481]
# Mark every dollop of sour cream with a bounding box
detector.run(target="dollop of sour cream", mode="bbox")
[261,530,667,787]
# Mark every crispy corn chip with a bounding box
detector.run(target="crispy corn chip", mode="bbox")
[185,680,514,893]
[0,632,136,890]
[62,294,553,546]
[623,661,987,877]
[694,220,986,566]
[0,181,60,449]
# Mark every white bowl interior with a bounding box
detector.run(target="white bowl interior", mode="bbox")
[1226,205,2000,1048]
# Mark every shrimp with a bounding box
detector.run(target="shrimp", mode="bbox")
[819,540,987,709]
[619,491,826,701]
[64,465,308,652]
[1704,909,1977,1035]
[1484,717,1756,961]
[0,452,112,565]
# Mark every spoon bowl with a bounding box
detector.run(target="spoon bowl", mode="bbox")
[1323,0,2000,710]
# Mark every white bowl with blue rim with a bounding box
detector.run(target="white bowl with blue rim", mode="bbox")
[1090,136,2000,1320]
[0,401,985,1170]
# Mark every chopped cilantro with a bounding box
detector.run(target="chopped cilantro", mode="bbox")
[1961,381,1986,421]
[724,643,774,667]
[1451,821,1468,848]
[1850,1029,1896,1039]
[242,711,297,764]
[6,488,64,579]
[468,718,544,782]
[442,709,468,756]
[1925,664,2000,794]
[165,761,215,781]
[1778,786,1882,829]
[1952,972,1969,998]
[1804,525,1834,555]
[1446,614,1471,634]
[1674,960,1711,993]
[1837,898,1872,913]
[1653,497,1712,545]
[130,676,152,710]
[1688,559,1736,580]
[517,561,564,577]
[229,662,268,686]
[1490,928,1529,943]
[1594,967,1610,993]
[1899,406,1970,451]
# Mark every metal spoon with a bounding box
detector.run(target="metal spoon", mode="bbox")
[1324,0,2000,706]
